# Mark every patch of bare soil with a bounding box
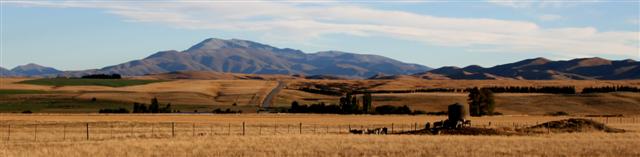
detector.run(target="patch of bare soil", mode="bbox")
[521,118,625,133]
[396,127,518,136]
[395,118,625,136]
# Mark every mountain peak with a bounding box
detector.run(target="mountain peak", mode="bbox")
[186,38,275,52]
[571,57,612,67]
[527,57,551,64]
[13,63,48,70]
[10,63,61,76]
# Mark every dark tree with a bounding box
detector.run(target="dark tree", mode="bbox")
[468,87,495,116]
[149,97,159,113]
[362,93,372,114]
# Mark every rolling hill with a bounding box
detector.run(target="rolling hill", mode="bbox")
[415,57,639,80]
[0,63,62,77]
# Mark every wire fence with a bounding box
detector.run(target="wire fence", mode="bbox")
[0,117,637,142]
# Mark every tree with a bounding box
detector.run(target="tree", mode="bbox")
[468,87,495,116]
[362,93,372,114]
[480,88,495,115]
[133,102,148,113]
[149,97,159,113]
[290,101,301,113]
[468,87,481,116]
[340,93,357,114]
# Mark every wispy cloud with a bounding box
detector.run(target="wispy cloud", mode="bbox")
[4,1,639,58]
[487,0,602,8]
[537,14,563,21]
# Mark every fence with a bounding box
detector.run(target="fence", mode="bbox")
[1,117,637,142]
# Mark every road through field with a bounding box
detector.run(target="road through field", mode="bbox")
[262,81,286,108]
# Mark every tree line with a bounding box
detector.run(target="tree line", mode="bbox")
[289,92,426,115]
[301,85,639,96]
[582,86,640,94]
[81,74,122,79]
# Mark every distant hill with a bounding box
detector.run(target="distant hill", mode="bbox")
[0,63,62,77]
[0,66,18,76]
[90,38,431,78]
[416,57,639,80]
[3,38,638,80]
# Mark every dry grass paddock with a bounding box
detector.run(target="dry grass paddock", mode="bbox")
[0,114,639,157]
[2,78,640,115]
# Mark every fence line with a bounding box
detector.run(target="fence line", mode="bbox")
[1,117,638,142]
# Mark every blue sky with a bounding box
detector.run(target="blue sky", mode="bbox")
[1,0,639,70]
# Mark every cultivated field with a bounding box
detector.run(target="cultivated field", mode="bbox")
[0,114,638,157]
[1,77,640,115]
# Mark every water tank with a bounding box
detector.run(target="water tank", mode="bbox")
[448,103,468,121]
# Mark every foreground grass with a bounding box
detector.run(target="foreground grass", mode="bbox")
[0,133,638,157]
[18,78,167,87]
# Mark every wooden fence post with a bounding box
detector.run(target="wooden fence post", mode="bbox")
[391,123,394,134]
[7,124,10,141]
[326,125,329,134]
[63,124,66,140]
[242,122,245,136]
[299,123,302,134]
[34,123,37,141]
[111,124,114,139]
[86,123,89,140]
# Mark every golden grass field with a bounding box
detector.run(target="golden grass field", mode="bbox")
[2,77,640,115]
[1,78,637,156]
[0,114,639,157]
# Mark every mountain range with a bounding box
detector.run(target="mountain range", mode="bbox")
[407,57,639,80]
[1,38,638,80]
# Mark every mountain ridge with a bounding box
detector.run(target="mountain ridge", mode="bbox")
[1,38,638,80]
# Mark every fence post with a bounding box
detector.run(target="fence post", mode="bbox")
[414,123,417,131]
[242,122,245,136]
[287,124,290,134]
[391,123,394,134]
[63,124,66,141]
[326,125,329,134]
[7,124,10,141]
[172,122,175,137]
[34,123,37,141]
[111,124,114,139]
[299,123,302,134]
[348,124,351,131]
[86,123,89,140]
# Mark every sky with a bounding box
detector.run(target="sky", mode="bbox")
[1,0,639,70]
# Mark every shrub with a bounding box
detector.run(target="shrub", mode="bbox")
[546,111,569,116]
[99,108,130,113]
[21,110,32,114]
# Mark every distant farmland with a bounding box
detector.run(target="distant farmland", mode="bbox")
[19,78,167,87]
